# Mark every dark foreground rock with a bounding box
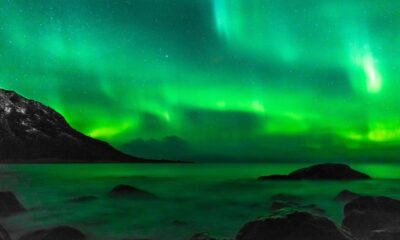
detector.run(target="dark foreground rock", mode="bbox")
[19,226,85,240]
[0,191,26,217]
[0,225,11,240]
[335,190,361,202]
[343,196,400,240]
[110,185,156,198]
[258,163,370,180]
[236,212,355,240]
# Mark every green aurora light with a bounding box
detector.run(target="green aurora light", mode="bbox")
[1,0,400,161]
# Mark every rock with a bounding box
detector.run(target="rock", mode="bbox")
[0,225,11,240]
[236,212,355,240]
[19,226,85,240]
[110,185,156,198]
[190,233,217,240]
[335,190,361,202]
[0,191,26,217]
[66,196,98,203]
[258,163,370,180]
[370,229,400,240]
[343,196,400,239]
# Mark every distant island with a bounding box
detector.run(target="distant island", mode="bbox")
[0,88,181,163]
[258,163,371,180]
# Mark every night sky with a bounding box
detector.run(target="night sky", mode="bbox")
[2,0,400,162]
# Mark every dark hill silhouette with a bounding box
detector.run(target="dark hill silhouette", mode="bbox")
[0,88,166,163]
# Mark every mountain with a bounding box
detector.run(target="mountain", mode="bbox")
[0,88,154,163]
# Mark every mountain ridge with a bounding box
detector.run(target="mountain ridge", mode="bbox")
[0,88,171,163]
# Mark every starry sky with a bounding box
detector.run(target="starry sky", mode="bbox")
[1,0,400,162]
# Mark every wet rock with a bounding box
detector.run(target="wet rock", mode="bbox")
[342,196,400,240]
[66,196,98,203]
[0,191,26,217]
[334,190,361,202]
[110,185,156,198]
[259,163,370,180]
[0,225,11,240]
[190,233,217,240]
[19,226,85,240]
[236,211,355,240]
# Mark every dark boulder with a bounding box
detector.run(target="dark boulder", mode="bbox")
[335,190,361,202]
[0,191,26,217]
[19,226,85,240]
[343,196,400,240]
[236,212,355,240]
[0,225,11,240]
[259,163,370,180]
[110,185,156,198]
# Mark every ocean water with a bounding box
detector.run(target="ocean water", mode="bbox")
[0,163,400,240]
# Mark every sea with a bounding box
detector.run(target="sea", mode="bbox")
[0,163,399,240]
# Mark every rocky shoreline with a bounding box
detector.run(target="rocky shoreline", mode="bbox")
[2,188,399,240]
[0,164,396,240]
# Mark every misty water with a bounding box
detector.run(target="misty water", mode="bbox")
[1,163,400,240]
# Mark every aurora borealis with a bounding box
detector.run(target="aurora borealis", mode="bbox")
[1,0,400,161]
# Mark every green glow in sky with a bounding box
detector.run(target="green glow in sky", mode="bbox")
[1,0,400,161]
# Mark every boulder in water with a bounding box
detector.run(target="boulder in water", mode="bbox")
[236,212,355,240]
[342,196,400,240]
